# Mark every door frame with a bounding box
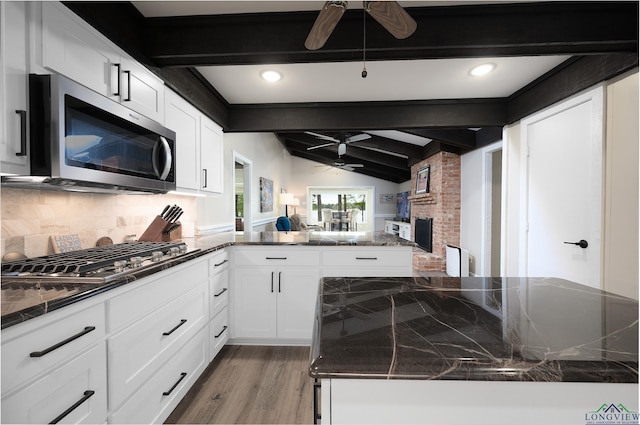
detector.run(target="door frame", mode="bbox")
[518,85,604,287]
[481,144,503,277]
[233,151,253,232]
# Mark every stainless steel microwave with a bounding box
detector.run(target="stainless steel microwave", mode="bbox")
[2,74,176,194]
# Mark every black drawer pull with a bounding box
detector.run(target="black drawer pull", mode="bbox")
[15,110,27,156]
[355,257,378,260]
[123,70,131,101]
[214,325,228,338]
[30,326,96,358]
[266,257,287,260]
[214,287,228,297]
[49,390,95,424]
[214,259,229,267]
[163,372,187,396]
[112,63,121,96]
[163,319,187,336]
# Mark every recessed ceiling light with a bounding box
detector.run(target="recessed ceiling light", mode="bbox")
[260,70,282,82]
[469,63,496,77]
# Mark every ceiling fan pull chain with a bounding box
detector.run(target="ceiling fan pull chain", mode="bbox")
[362,3,368,78]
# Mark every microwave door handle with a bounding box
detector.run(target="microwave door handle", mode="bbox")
[155,136,172,180]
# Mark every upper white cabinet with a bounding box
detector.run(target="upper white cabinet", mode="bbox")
[40,2,164,123]
[0,1,30,174]
[165,88,224,195]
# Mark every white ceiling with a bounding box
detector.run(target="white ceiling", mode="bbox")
[133,1,568,106]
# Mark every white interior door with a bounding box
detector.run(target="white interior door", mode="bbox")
[522,86,604,289]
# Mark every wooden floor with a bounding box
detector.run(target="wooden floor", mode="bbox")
[165,345,314,424]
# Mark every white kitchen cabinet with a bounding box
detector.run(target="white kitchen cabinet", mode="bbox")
[0,1,30,174]
[322,246,413,277]
[41,2,164,122]
[166,88,224,195]
[109,328,209,425]
[209,249,230,360]
[232,247,320,344]
[200,115,224,195]
[2,342,108,424]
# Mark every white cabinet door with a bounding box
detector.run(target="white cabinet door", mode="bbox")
[232,267,277,339]
[120,56,164,123]
[1,342,107,425]
[0,1,30,174]
[277,267,320,340]
[165,89,200,192]
[200,116,223,194]
[42,2,119,99]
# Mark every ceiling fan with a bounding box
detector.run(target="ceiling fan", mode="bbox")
[305,131,371,156]
[304,1,417,50]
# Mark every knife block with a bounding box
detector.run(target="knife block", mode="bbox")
[138,216,171,242]
[161,222,182,242]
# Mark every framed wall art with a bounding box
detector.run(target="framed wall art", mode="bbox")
[260,177,274,212]
[415,165,430,194]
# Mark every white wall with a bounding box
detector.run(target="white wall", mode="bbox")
[460,141,502,276]
[197,132,292,232]
[287,157,403,231]
[196,134,405,233]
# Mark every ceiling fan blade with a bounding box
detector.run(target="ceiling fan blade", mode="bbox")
[365,1,417,40]
[304,1,347,50]
[304,131,340,143]
[343,167,355,171]
[345,164,364,168]
[307,142,335,151]
[345,133,372,143]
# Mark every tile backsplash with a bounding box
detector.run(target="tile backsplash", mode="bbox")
[1,187,196,258]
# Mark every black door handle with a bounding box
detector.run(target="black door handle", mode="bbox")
[564,240,588,249]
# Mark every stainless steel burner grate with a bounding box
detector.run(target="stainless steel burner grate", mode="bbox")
[1,242,186,275]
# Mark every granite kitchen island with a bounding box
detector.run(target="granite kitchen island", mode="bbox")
[309,276,638,425]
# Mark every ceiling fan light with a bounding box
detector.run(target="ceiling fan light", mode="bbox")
[469,63,496,77]
[260,70,282,82]
[338,143,347,156]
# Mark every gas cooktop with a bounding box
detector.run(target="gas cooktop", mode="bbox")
[1,241,194,284]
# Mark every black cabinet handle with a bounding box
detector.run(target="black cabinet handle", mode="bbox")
[214,325,228,338]
[266,257,287,260]
[162,319,187,336]
[123,70,131,101]
[214,287,228,297]
[30,326,96,358]
[271,271,274,293]
[313,379,321,424]
[162,372,187,396]
[214,259,228,267]
[15,110,27,156]
[112,63,121,96]
[202,169,208,188]
[278,271,282,293]
[49,390,95,424]
[355,257,378,260]
[564,240,589,249]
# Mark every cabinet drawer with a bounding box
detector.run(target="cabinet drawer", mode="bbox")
[108,283,208,410]
[210,307,229,361]
[109,328,208,424]
[1,303,105,394]
[234,248,320,266]
[322,247,412,268]
[107,259,208,331]
[209,249,230,275]
[211,267,229,318]
[2,342,107,424]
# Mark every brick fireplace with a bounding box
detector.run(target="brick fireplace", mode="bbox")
[410,152,461,272]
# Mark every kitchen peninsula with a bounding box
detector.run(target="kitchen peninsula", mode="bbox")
[1,230,414,424]
[309,276,639,424]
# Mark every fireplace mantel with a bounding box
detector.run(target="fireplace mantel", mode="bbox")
[408,194,436,205]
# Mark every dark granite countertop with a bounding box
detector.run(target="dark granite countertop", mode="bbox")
[1,231,413,329]
[309,276,638,383]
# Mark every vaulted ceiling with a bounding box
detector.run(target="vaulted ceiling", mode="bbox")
[65,1,638,183]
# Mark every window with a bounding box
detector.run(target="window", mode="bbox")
[307,187,373,229]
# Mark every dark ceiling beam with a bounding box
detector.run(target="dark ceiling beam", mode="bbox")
[141,2,639,67]
[228,99,507,132]
[402,129,477,149]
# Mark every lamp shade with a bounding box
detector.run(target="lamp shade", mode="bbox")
[279,193,294,205]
